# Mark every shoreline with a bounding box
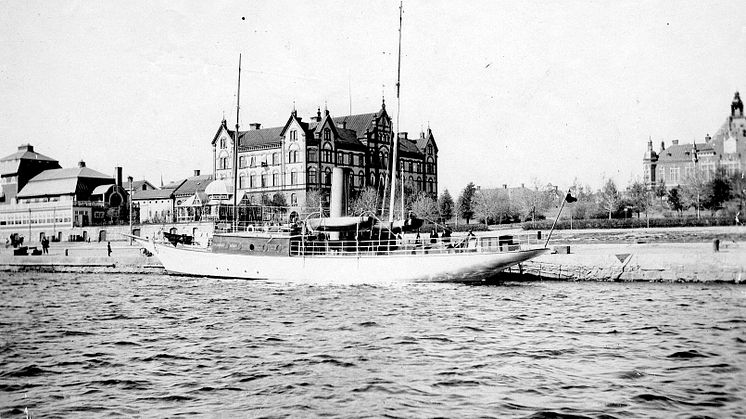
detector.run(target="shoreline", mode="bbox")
[1,226,745,283]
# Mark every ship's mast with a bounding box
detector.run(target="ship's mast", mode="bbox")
[388,1,403,224]
[233,54,242,232]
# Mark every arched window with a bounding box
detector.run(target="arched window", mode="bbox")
[290,193,297,206]
[272,153,279,165]
[324,168,332,186]
[272,172,279,186]
[370,173,376,186]
[427,178,435,193]
[249,173,256,188]
[322,143,333,163]
[324,128,331,141]
[290,130,297,141]
[220,137,226,149]
[359,171,365,188]
[261,173,268,188]
[239,174,247,189]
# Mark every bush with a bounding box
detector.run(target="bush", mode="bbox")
[521,216,735,230]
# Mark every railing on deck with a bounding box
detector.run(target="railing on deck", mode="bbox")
[288,232,542,257]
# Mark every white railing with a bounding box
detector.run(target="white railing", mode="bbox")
[288,232,541,257]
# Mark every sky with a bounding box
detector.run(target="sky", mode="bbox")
[2,0,745,195]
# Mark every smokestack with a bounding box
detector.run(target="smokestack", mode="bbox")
[503,184,507,189]
[115,167,122,187]
[194,169,201,177]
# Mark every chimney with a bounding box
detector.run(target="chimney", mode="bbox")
[337,121,347,129]
[521,183,525,188]
[194,169,201,177]
[503,184,507,189]
[249,123,261,130]
[672,139,679,145]
[311,107,322,122]
[18,144,34,152]
[660,141,665,152]
[115,167,122,187]
[398,132,408,141]
[78,160,86,168]
[705,133,711,142]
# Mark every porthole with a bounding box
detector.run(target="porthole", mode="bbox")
[249,244,255,251]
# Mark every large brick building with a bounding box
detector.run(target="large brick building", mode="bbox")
[211,100,438,214]
[644,92,746,189]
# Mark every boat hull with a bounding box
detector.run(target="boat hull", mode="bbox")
[135,237,548,283]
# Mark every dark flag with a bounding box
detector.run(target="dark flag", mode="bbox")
[565,191,577,203]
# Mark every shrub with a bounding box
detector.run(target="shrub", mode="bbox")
[521,216,735,230]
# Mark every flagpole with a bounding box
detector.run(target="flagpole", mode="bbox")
[544,189,573,248]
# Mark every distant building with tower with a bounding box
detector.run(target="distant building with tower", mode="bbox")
[644,92,746,189]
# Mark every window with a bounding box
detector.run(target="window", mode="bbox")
[219,157,228,170]
[324,168,332,186]
[272,153,279,165]
[427,178,435,193]
[290,193,297,206]
[272,172,279,186]
[669,167,680,183]
[290,170,297,185]
[308,168,317,184]
[250,174,256,188]
[239,156,246,168]
[261,173,268,188]
[250,156,256,167]
[290,130,297,141]
[308,149,317,162]
[427,144,433,155]
[239,175,247,189]
[324,128,331,141]
[322,145,333,163]
[220,137,226,149]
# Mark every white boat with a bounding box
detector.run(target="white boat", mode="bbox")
[127,4,551,283]
[129,229,549,283]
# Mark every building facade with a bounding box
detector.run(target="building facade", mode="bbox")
[644,92,746,189]
[211,101,438,215]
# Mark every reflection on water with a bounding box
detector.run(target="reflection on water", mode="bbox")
[1,273,744,417]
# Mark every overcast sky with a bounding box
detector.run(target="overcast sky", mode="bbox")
[2,0,745,195]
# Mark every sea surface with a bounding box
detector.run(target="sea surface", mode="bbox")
[1,273,745,418]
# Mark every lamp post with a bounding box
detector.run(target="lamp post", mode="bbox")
[128,175,133,245]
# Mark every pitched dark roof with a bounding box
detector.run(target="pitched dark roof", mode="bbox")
[172,174,214,197]
[657,142,715,163]
[123,180,157,191]
[0,147,57,163]
[398,139,423,158]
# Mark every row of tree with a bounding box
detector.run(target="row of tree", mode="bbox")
[297,167,744,226]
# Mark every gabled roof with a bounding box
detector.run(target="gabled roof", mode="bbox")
[235,127,285,149]
[30,167,112,181]
[416,128,438,153]
[398,139,423,158]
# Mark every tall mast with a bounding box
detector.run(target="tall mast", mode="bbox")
[388,0,403,224]
[233,54,242,231]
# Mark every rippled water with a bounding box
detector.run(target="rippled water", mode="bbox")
[1,273,745,418]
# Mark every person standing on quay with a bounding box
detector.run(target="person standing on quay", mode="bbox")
[41,237,49,254]
[107,241,112,257]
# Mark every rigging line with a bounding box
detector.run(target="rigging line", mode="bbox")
[388,0,403,224]
[233,54,242,232]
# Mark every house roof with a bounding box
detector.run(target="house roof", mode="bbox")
[132,188,175,200]
[657,142,716,163]
[398,139,423,157]
[91,184,116,196]
[0,147,57,163]
[17,167,113,198]
[123,180,157,191]
[172,175,213,197]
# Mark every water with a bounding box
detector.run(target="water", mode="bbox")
[1,273,744,418]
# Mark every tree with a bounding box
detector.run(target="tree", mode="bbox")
[437,189,454,223]
[457,182,477,224]
[350,187,380,216]
[304,188,326,212]
[409,192,438,221]
[598,178,620,220]
[271,192,287,207]
[473,188,511,225]
[681,168,708,217]
[703,166,731,211]
[667,187,684,214]
[627,179,649,218]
